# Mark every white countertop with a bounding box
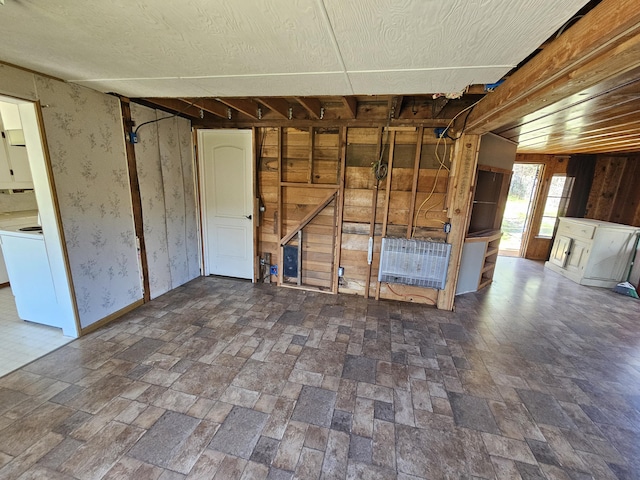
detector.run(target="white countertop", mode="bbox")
[0,210,42,239]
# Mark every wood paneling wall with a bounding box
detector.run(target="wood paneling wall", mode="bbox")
[585,154,640,226]
[257,126,453,305]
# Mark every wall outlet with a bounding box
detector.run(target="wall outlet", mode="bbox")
[338,266,344,277]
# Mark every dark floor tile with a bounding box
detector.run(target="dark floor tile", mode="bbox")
[37,437,83,469]
[373,401,394,422]
[525,438,561,466]
[452,356,470,370]
[128,410,200,467]
[449,392,500,434]
[126,364,153,380]
[517,389,574,429]
[331,409,352,433]
[291,385,336,428]
[278,311,305,325]
[366,305,388,319]
[49,384,85,405]
[291,335,307,346]
[209,406,268,459]
[342,355,376,384]
[267,467,293,480]
[116,338,165,363]
[391,351,407,364]
[337,326,351,335]
[516,461,546,479]
[250,436,280,465]
[349,434,372,463]
[321,305,345,317]
[52,410,92,436]
[364,329,377,340]
[439,323,469,342]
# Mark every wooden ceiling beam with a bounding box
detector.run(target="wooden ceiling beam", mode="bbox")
[295,97,323,119]
[181,98,228,119]
[341,96,357,119]
[216,98,260,119]
[143,98,203,119]
[256,97,291,120]
[466,0,640,135]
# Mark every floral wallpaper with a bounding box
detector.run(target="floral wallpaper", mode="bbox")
[34,77,143,328]
[131,104,199,299]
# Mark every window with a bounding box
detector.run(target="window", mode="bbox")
[538,174,574,237]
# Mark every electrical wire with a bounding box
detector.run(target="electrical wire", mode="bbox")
[386,283,436,304]
[133,100,197,135]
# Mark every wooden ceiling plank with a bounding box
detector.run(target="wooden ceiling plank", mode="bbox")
[295,97,323,119]
[216,98,260,119]
[341,96,358,119]
[256,97,291,120]
[466,0,640,135]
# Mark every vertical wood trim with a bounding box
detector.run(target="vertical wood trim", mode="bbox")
[437,134,481,310]
[192,128,206,276]
[277,127,284,285]
[121,99,151,302]
[332,126,348,294]
[297,230,302,286]
[407,126,424,238]
[252,127,259,282]
[364,126,384,298]
[375,130,396,300]
[308,127,314,184]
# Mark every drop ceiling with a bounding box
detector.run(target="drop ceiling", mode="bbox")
[0,0,589,98]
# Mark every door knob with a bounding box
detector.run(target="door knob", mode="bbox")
[245,215,252,220]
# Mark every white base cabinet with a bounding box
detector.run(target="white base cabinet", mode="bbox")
[545,217,640,288]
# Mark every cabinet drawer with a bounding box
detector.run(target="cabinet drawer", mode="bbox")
[557,221,595,240]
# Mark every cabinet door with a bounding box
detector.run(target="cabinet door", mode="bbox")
[549,235,572,268]
[6,145,32,183]
[565,240,590,276]
[584,229,635,281]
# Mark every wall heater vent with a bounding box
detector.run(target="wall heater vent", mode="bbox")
[378,238,451,290]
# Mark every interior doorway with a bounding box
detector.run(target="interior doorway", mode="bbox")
[198,130,254,279]
[500,163,543,256]
[0,95,77,377]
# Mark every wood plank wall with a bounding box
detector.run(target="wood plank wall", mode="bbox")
[585,154,640,226]
[257,126,453,304]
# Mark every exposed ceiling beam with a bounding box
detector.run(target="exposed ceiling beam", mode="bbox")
[216,98,260,119]
[183,98,229,118]
[295,97,323,119]
[256,97,291,120]
[466,0,640,134]
[388,96,404,119]
[143,98,202,119]
[341,96,357,119]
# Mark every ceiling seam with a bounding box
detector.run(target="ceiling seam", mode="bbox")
[316,0,354,94]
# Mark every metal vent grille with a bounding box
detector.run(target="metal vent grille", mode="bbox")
[378,238,451,289]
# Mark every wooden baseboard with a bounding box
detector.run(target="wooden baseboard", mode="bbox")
[80,299,144,336]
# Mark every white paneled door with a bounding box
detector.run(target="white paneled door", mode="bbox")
[199,130,254,279]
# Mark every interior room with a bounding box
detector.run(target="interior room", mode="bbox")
[0,0,639,479]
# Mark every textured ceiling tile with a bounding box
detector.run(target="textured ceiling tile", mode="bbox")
[186,73,352,97]
[347,67,509,95]
[0,0,341,80]
[72,78,214,98]
[324,0,590,70]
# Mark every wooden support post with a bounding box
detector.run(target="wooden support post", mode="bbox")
[407,126,424,238]
[308,127,314,184]
[364,127,383,299]
[437,134,481,311]
[297,230,302,286]
[375,130,397,300]
[120,99,150,302]
[277,127,284,286]
[332,126,348,294]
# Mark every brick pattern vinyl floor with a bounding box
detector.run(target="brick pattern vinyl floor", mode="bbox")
[1,257,640,479]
